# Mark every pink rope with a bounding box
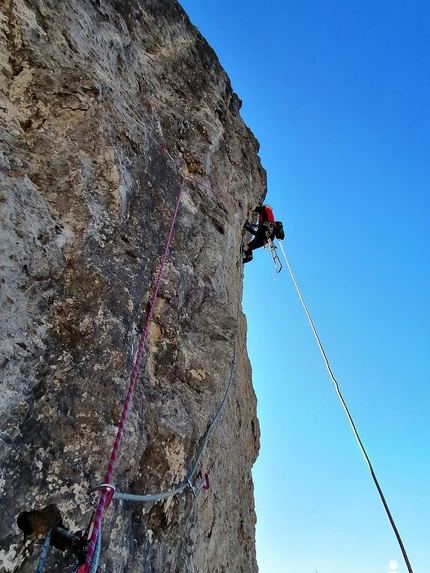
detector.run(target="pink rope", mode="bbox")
[83,175,186,572]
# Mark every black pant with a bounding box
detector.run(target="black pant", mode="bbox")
[247,228,272,253]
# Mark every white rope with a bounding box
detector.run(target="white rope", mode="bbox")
[278,240,414,573]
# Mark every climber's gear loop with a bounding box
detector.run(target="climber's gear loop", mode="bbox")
[268,239,282,273]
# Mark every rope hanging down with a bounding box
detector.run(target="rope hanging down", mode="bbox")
[278,241,414,573]
[83,175,186,573]
[114,343,237,503]
[112,199,243,503]
[35,530,51,573]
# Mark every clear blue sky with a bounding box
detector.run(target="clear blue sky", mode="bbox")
[179,2,430,572]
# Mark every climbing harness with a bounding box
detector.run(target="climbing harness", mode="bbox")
[277,240,414,573]
[242,219,282,273]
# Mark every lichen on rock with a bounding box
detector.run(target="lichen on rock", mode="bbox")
[0,1,265,571]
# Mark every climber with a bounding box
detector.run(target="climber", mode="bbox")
[242,204,283,263]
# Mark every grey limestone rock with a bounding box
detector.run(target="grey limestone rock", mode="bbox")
[0,1,265,571]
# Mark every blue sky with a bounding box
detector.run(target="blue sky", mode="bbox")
[179,2,430,572]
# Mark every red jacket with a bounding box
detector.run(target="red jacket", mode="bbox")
[255,205,275,228]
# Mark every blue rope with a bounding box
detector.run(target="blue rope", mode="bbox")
[113,344,237,503]
[89,531,101,573]
[32,527,99,573]
[35,530,52,573]
[70,531,101,573]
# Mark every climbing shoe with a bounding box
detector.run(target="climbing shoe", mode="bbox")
[243,253,253,264]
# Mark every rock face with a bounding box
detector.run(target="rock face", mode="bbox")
[0,1,266,571]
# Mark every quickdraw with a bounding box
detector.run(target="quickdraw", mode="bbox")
[87,484,116,509]
[195,471,210,492]
[187,471,210,498]
[267,239,282,273]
